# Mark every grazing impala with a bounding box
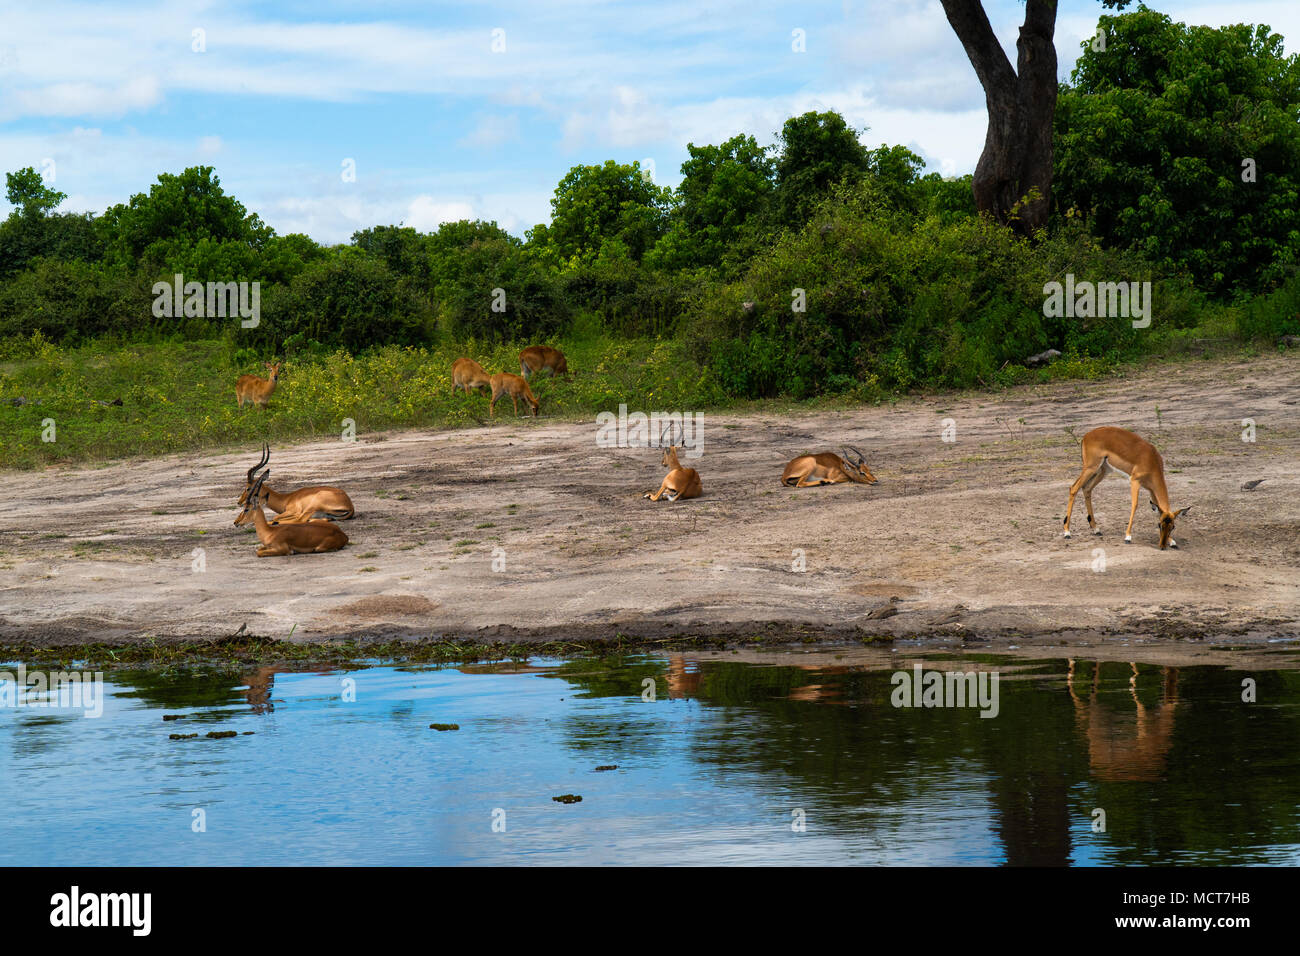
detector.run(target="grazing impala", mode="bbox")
[781,447,876,487]
[236,444,355,525]
[519,345,569,380]
[235,362,282,408]
[451,357,492,395]
[489,372,539,417]
[1063,426,1190,548]
[236,470,348,557]
[643,423,701,501]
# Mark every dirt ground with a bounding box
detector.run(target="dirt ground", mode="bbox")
[2,351,1298,650]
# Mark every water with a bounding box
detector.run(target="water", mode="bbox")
[3,648,1299,865]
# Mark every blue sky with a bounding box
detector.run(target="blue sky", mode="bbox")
[1,0,1296,243]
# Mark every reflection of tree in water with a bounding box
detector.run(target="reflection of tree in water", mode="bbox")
[96,663,337,717]
[554,654,1300,865]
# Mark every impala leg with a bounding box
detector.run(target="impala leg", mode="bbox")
[644,478,670,501]
[489,395,497,417]
[1064,466,1100,538]
[1124,478,1141,543]
[1083,467,1106,534]
[255,543,291,557]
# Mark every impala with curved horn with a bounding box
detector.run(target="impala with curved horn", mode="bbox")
[643,422,701,501]
[781,446,876,487]
[1063,426,1189,548]
[236,470,349,557]
[236,444,356,525]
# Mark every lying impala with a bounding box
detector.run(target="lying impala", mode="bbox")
[235,444,355,524]
[1063,426,1190,548]
[643,423,701,501]
[519,345,569,380]
[235,362,283,408]
[237,470,348,557]
[489,372,539,417]
[781,447,876,487]
[451,357,492,395]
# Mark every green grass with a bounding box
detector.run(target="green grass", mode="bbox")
[0,319,1272,470]
[0,332,729,469]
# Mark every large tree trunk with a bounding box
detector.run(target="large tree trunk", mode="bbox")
[940,0,1058,236]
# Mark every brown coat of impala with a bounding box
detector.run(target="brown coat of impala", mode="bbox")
[235,444,355,525]
[1063,426,1190,548]
[643,424,701,501]
[235,362,282,408]
[489,372,539,417]
[236,470,348,557]
[781,447,876,487]
[519,345,569,380]
[451,357,492,395]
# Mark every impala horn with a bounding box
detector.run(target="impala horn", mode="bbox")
[247,442,270,484]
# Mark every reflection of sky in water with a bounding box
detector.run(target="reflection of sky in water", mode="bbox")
[0,656,1297,866]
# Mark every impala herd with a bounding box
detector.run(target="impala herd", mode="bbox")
[229,346,1191,556]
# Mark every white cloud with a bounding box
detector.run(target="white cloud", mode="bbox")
[405,196,476,231]
[457,114,521,150]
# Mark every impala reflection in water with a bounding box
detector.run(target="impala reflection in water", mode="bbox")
[1,648,1297,866]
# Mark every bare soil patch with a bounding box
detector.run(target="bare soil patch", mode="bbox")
[2,351,1297,650]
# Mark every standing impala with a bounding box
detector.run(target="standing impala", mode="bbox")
[489,372,539,417]
[235,362,283,408]
[643,423,701,501]
[1063,426,1190,548]
[451,357,492,396]
[781,447,876,487]
[236,444,355,524]
[519,345,569,380]
[236,470,348,557]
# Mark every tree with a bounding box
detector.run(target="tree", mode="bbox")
[649,133,775,272]
[98,166,271,267]
[773,111,871,226]
[5,167,66,218]
[939,0,1133,236]
[532,160,670,265]
[1055,8,1300,293]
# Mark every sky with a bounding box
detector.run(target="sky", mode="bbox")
[0,0,1296,244]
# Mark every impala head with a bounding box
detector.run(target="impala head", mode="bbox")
[236,443,271,522]
[841,445,877,484]
[1151,501,1191,549]
[266,361,283,381]
[236,470,269,527]
[658,422,680,466]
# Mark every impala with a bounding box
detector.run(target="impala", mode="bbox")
[451,357,492,395]
[235,362,282,408]
[781,447,876,487]
[519,345,569,380]
[235,444,355,524]
[489,372,539,417]
[643,423,701,501]
[1063,426,1189,548]
[236,470,348,557]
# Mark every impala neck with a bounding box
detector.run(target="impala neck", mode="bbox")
[249,502,276,544]
[666,447,682,469]
[1146,468,1173,512]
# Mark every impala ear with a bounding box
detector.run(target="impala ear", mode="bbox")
[1150,499,1159,513]
[1177,506,1191,518]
